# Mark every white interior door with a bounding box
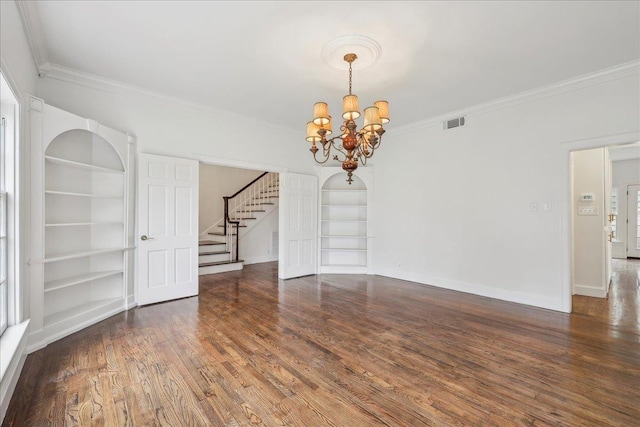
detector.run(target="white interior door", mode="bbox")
[603,150,612,289]
[137,153,199,305]
[278,172,318,279]
[627,184,640,258]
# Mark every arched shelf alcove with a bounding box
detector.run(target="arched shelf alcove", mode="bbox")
[29,97,135,350]
[318,167,373,274]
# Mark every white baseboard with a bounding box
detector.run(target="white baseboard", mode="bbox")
[1,320,30,424]
[573,284,607,298]
[375,268,564,312]
[243,255,278,265]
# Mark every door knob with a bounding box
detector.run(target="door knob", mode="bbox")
[140,235,154,241]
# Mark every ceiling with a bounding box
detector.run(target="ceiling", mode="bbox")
[17,1,640,132]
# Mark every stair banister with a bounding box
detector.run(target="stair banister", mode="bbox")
[223,171,270,261]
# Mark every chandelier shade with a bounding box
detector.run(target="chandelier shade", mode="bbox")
[313,102,330,126]
[305,53,390,184]
[363,106,382,132]
[374,100,390,124]
[342,95,360,120]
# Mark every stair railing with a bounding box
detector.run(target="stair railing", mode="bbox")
[223,172,279,261]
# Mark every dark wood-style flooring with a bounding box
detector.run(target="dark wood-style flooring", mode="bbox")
[3,261,640,426]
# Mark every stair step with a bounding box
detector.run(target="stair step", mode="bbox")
[247,203,274,206]
[199,260,243,275]
[237,210,266,213]
[199,260,244,267]
[199,240,225,246]
[215,225,244,229]
[199,250,229,256]
[230,217,256,221]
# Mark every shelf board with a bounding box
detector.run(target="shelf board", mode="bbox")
[45,155,124,174]
[44,270,123,293]
[320,263,367,267]
[45,222,124,227]
[321,204,367,207]
[321,248,367,252]
[45,190,123,199]
[322,190,367,193]
[32,246,134,264]
[44,297,122,327]
[320,235,368,239]
[321,220,367,223]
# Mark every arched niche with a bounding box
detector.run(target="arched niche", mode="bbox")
[45,129,125,172]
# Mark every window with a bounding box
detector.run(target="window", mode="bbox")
[0,116,6,335]
[0,71,19,337]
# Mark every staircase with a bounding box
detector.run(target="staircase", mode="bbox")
[199,172,279,275]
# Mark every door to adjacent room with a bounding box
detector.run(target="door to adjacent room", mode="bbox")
[137,153,199,305]
[627,184,640,258]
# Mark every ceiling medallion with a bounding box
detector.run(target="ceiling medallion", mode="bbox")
[306,53,389,184]
[321,34,382,71]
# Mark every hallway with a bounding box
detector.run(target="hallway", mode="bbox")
[573,258,640,330]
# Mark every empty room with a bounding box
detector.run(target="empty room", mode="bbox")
[1,1,639,426]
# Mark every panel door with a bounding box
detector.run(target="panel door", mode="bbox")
[278,173,318,279]
[137,153,199,305]
[628,184,640,258]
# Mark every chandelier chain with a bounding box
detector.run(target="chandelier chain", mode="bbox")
[348,62,353,95]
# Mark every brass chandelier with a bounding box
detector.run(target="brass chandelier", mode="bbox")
[306,53,389,184]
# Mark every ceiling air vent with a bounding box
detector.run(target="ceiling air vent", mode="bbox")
[443,116,465,130]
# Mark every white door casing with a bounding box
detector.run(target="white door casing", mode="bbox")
[603,150,612,291]
[279,173,318,279]
[137,153,199,305]
[627,184,640,258]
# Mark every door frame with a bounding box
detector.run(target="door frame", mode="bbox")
[627,184,640,257]
[189,152,288,261]
[560,131,640,313]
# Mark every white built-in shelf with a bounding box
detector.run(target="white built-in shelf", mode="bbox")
[321,262,367,267]
[33,246,134,264]
[44,297,122,327]
[322,189,367,193]
[45,190,123,199]
[321,248,367,252]
[320,235,367,239]
[322,204,367,207]
[45,222,124,227]
[44,270,123,293]
[45,155,124,174]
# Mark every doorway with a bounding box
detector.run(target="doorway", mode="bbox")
[563,135,640,313]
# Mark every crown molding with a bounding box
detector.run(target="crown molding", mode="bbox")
[41,62,300,136]
[15,0,48,76]
[392,60,640,137]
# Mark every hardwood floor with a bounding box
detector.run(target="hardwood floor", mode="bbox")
[3,261,640,426]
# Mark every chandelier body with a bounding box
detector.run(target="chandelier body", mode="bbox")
[306,53,389,184]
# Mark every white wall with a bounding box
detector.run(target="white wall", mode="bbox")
[612,157,640,258]
[374,68,640,312]
[571,148,606,297]
[239,208,279,265]
[37,77,312,176]
[199,164,263,234]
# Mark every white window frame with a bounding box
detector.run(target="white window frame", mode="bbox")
[0,71,20,337]
[0,117,7,335]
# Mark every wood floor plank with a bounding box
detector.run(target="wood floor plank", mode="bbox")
[4,260,640,426]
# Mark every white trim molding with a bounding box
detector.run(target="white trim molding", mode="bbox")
[375,269,563,312]
[393,60,640,137]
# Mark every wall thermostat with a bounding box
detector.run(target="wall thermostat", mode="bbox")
[580,193,595,202]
